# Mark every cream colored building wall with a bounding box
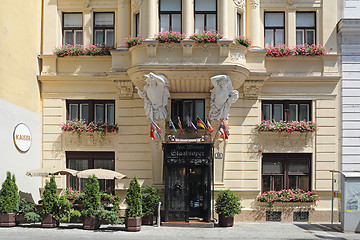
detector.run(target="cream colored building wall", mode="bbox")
[0,0,42,201]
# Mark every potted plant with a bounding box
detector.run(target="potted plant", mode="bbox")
[141,186,161,225]
[98,208,123,225]
[41,175,59,228]
[81,175,101,230]
[55,195,72,223]
[125,177,142,231]
[0,172,20,227]
[16,198,41,224]
[215,189,242,227]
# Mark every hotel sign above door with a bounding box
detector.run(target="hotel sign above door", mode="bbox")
[13,123,32,153]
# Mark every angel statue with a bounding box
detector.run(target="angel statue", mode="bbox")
[136,72,170,120]
[208,75,239,120]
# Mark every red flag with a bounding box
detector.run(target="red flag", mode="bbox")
[206,119,214,133]
[151,120,162,133]
[178,117,184,133]
[219,124,229,139]
[150,124,155,140]
[222,119,230,130]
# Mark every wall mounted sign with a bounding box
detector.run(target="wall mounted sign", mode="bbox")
[13,123,32,153]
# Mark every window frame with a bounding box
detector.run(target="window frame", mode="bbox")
[135,12,140,36]
[171,99,205,127]
[93,12,115,45]
[62,12,83,45]
[159,0,182,33]
[264,11,285,47]
[296,11,316,46]
[236,12,242,36]
[194,0,218,33]
[66,151,115,191]
[262,153,312,192]
[66,100,115,124]
[261,100,312,122]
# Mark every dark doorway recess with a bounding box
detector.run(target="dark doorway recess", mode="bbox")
[163,142,213,222]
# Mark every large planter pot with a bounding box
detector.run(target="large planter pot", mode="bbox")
[15,214,26,224]
[41,214,58,228]
[83,216,100,230]
[126,217,141,232]
[142,214,156,225]
[218,215,234,227]
[0,213,16,227]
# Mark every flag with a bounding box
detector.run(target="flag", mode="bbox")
[169,117,177,133]
[222,119,230,131]
[151,120,161,133]
[219,124,229,139]
[206,119,214,133]
[197,117,206,130]
[150,124,155,140]
[178,117,184,133]
[152,122,160,138]
[187,117,197,133]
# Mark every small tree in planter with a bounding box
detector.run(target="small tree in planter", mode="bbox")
[215,190,242,227]
[81,175,101,230]
[141,186,161,225]
[125,177,142,231]
[41,175,59,228]
[0,172,20,227]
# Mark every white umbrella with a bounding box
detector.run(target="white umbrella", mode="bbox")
[76,169,127,180]
[26,167,78,177]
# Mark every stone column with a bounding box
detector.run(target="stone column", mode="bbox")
[83,9,93,46]
[117,0,131,47]
[183,0,193,37]
[219,0,230,39]
[247,0,261,48]
[147,0,158,39]
[287,8,296,47]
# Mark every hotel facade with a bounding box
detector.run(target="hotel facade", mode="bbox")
[4,0,340,222]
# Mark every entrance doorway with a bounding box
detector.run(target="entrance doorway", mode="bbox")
[163,143,213,222]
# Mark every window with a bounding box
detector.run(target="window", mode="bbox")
[194,0,217,33]
[171,99,205,127]
[264,12,285,47]
[94,12,115,45]
[236,13,242,36]
[159,0,182,32]
[67,100,115,125]
[262,154,311,192]
[63,13,83,45]
[262,101,311,122]
[135,13,140,36]
[66,152,115,191]
[296,12,315,45]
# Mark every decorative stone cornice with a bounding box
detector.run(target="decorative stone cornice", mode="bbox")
[249,0,259,9]
[233,0,245,11]
[243,80,264,99]
[132,0,143,8]
[113,80,134,99]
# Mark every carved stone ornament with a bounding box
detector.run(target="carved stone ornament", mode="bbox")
[250,0,260,9]
[243,80,264,99]
[209,75,239,120]
[233,0,245,11]
[114,80,134,99]
[288,0,295,5]
[82,0,91,8]
[63,133,113,148]
[136,72,170,120]
[132,0,143,8]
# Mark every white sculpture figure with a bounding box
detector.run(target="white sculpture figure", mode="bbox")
[209,75,239,120]
[136,72,170,120]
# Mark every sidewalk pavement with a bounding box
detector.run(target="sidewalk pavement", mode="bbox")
[0,222,360,240]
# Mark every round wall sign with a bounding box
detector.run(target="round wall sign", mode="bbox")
[13,123,32,153]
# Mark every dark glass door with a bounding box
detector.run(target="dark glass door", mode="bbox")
[189,167,204,218]
[167,167,189,221]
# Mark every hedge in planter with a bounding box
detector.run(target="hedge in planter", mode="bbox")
[81,175,101,230]
[141,186,161,225]
[41,175,59,228]
[125,177,142,232]
[0,172,20,227]
[215,189,242,227]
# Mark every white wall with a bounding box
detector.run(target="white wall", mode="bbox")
[0,99,41,202]
[340,0,360,171]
